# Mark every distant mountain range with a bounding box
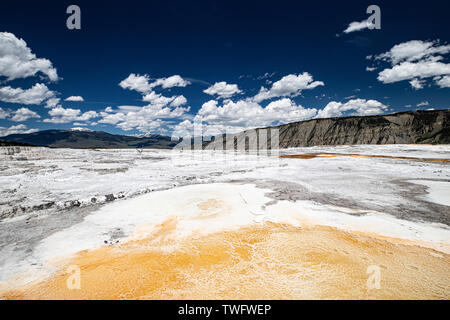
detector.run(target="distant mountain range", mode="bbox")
[0,129,179,149]
[1,110,448,149]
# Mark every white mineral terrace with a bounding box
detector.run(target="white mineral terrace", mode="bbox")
[0,145,449,299]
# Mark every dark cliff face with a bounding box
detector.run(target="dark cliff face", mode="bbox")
[205,110,450,150]
[276,110,449,147]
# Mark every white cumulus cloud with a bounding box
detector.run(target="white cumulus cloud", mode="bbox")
[43,106,99,124]
[436,75,450,88]
[0,107,10,119]
[70,127,93,132]
[151,75,190,89]
[0,32,59,82]
[409,78,426,90]
[170,95,188,107]
[369,40,450,89]
[98,103,190,133]
[119,73,190,94]
[203,82,243,99]
[378,60,450,84]
[119,73,152,94]
[172,96,389,137]
[116,73,191,133]
[343,19,370,34]
[11,107,40,122]
[188,97,317,135]
[65,96,84,102]
[374,40,450,65]
[44,97,61,109]
[0,124,38,137]
[253,73,324,102]
[142,92,187,108]
[417,101,430,107]
[316,99,388,118]
[0,83,56,105]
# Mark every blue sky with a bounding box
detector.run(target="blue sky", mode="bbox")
[0,0,449,137]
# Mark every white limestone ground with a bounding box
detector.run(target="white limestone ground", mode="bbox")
[34,183,450,261]
[0,144,449,285]
[408,180,450,207]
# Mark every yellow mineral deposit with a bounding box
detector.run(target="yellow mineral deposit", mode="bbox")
[281,153,450,163]
[1,183,449,300]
